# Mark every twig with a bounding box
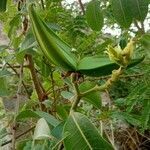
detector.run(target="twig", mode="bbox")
[0,64,28,69]
[12,64,23,149]
[6,63,30,98]
[1,126,35,147]
[134,20,145,34]
[78,0,85,15]
[41,0,45,10]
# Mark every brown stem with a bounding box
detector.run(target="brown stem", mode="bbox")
[0,64,28,69]
[27,54,46,110]
[134,20,144,34]
[78,0,85,15]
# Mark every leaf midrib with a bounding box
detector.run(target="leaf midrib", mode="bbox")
[72,114,93,149]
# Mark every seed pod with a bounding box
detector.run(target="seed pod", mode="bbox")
[28,4,77,71]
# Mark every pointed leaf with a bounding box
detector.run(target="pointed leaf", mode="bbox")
[77,56,144,77]
[77,56,119,77]
[33,118,51,140]
[86,0,104,31]
[16,110,60,127]
[51,122,65,140]
[112,0,132,28]
[79,81,101,108]
[63,112,114,150]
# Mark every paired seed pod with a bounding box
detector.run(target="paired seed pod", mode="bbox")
[28,4,144,77]
[28,4,77,71]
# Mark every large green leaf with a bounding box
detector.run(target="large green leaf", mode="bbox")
[0,0,7,12]
[112,0,132,28]
[77,56,119,77]
[16,110,60,127]
[63,112,113,150]
[77,55,144,77]
[86,0,104,31]
[129,0,149,21]
[79,81,101,109]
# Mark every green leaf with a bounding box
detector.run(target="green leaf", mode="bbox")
[119,37,127,50]
[129,0,149,21]
[21,31,36,51]
[79,81,101,109]
[77,56,144,77]
[33,118,51,140]
[0,77,9,96]
[140,34,150,50]
[56,105,69,120]
[0,69,12,77]
[16,139,31,150]
[141,99,150,130]
[16,110,60,127]
[77,56,119,77]
[61,91,74,99]
[127,56,145,68]
[51,122,65,140]
[0,0,7,12]
[63,112,114,150]
[8,13,21,39]
[86,0,104,31]
[112,0,132,28]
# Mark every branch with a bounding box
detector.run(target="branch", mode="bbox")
[27,55,46,110]
[1,126,35,147]
[78,0,85,15]
[6,63,30,98]
[12,64,24,149]
[81,67,123,96]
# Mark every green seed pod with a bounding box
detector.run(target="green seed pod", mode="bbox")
[28,4,77,71]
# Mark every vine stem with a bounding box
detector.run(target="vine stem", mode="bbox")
[81,67,123,96]
[70,67,123,112]
[70,73,81,111]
